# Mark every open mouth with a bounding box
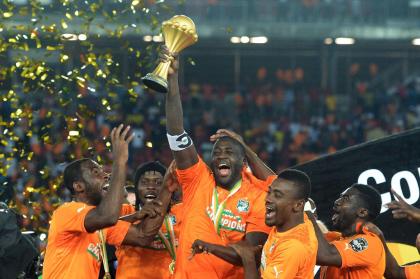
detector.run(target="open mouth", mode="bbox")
[217,162,231,177]
[265,204,276,219]
[102,183,110,192]
[144,193,157,200]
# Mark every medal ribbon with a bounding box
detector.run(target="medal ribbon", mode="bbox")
[211,180,242,235]
[98,230,111,279]
[157,215,177,260]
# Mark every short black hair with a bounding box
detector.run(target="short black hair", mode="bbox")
[63,158,91,195]
[351,183,382,221]
[133,161,167,187]
[277,169,311,200]
[214,136,245,157]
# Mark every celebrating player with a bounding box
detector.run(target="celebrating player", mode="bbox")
[309,183,385,278]
[162,46,277,279]
[43,125,171,279]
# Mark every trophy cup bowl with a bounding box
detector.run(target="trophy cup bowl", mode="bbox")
[142,15,198,93]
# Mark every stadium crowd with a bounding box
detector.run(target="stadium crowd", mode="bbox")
[1,63,420,237]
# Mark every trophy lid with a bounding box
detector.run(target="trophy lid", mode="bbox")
[163,15,198,41]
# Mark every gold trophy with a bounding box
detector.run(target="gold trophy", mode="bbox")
[142,15,198,93]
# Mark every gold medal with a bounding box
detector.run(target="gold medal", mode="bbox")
[169,259,176,275]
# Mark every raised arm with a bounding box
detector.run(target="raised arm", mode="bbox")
[85,125,134,232]
[163,46,198,170]
[210,129,275,180]
[121,165,177,246]
[307,212,342,267]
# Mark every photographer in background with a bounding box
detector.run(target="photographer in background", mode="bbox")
[0,201,39,279]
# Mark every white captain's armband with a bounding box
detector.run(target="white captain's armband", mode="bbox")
[167,131,193,151]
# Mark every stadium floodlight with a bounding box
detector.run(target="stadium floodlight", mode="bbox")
[412,38,420,46]
[143,35,153,42]
[60,33,78,41]
[68,131,79,136]
[335,37,355,45]
[324,38,333,45]
[240,36,250,44]
[230,36,240,44]
[250,36,268,44]
[78,34,87,41]
[152,35,164,42]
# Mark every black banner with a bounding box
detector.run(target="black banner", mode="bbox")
[293,128,420,245]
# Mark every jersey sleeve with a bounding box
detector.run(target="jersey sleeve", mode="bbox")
[246,191,271,234]
[264,240,304,278]
[105,220,131,246]
[332,233,384,268]
[54,203,95,233]
[405,263,420,279]
[120,204,135,216]
[175,157,213,202]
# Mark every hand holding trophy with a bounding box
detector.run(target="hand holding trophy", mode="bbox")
[142,15,198,93]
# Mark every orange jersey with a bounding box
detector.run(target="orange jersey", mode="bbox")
[174,158,277,279]
[116,203,183,279]
[43,202,130,279]
[405,263,420,279]
[260,213,318,279]
[320,228,385,279]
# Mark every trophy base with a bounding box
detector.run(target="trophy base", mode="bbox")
[141,73,168,93]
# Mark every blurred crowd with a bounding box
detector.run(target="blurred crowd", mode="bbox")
[1,65,420,248]
[182,0,415,24]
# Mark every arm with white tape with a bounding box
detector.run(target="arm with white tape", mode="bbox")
[161,45,198,170]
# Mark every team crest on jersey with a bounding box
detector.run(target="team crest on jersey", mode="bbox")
[169,215,176,225]
[236,199,250,213]
[349,237,368,252]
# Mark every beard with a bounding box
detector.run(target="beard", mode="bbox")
[85,187,103,206]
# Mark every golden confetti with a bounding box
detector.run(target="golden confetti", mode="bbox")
[0,0,175,235]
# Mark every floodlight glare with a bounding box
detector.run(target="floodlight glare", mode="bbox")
[61,33,78,41]
[78,34,87,41]
[152,35,164,42]
[324,38,333,45]
[250,36,268,44]
[143,35,153,42]
[335,37,355,45]
[412,38,420,46]
[240,36,250,43]
[230,36,240,44]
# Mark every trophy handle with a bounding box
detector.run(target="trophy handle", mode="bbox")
[141,61,171,93]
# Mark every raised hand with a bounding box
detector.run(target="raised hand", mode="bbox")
[159,45,179,76]
[163,160,180,193]
[209,129,245,146]
[110,124,134,164]
[386,189,420,223]
[138,200,164,219]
